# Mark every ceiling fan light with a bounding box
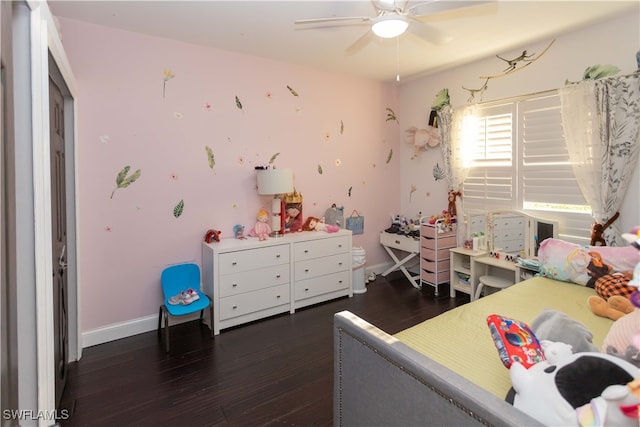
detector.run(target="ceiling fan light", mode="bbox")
[371,16,408,38]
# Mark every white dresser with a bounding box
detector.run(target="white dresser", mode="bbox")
[202,229,352,335]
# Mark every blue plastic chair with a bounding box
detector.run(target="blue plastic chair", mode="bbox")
[158,263,213,352]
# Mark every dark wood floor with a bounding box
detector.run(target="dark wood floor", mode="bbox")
[59,273,469,427]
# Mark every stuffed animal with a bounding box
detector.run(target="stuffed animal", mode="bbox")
[302,216,339,233]
[248,208,271,241]
[602,310,640,368]
[531,309,599,353]
[590,212,619,246]
[507,346,640,426]
[588,294,635,321]
[204,229,222,243]
[404,126,440,159]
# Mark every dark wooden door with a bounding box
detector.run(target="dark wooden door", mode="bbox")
[49,76,68,407]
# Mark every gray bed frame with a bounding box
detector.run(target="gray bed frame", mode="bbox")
[333,310,544,426]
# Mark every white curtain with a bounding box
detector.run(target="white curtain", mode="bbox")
[438,104,478,191]
[560,73,640,245]
[439,104,479,241]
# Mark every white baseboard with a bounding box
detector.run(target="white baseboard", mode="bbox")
[82,262,396,349]
[82,312,200,348]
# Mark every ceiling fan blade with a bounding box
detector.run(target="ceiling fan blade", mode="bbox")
[409,1,495,21]
[408,0,492,15]
[345,30,375,54]
[407,21,452,45]
[295,16,372,25]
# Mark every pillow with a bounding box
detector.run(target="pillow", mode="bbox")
[602,310,640,368]
[487,314,545,369]
[530,308,598,353]
[537,238,640,286]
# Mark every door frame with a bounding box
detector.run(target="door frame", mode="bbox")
[26,0,79,415]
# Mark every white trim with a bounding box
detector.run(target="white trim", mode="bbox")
[81,261,395,348]
[82,313,200,348]
[42,0,81,362]
[29,4,56,423]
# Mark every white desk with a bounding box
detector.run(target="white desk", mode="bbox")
[379,232,420,289]
[471,255,538,300]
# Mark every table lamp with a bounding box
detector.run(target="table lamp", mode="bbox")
[256,168,294,237]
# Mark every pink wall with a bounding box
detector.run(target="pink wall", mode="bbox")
[58,18,401,332]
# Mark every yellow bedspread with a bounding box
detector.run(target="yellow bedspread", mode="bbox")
[394,277,614,399]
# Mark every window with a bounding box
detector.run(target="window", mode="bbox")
[461,92,592,243]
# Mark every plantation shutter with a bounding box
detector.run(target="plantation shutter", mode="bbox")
[463,103,515,212]
[461,92,593,244]
[518,94,592,241]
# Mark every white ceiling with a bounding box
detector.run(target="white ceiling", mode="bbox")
[47,0,638,83]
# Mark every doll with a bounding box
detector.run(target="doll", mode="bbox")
[284,203,302,232]
[302,216,339,233]
[233,224,246,240]
[248,208,271,240]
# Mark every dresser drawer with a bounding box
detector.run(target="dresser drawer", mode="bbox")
[219,244,289,274]
[421,247,451,261]
[421,235,456,250]
[493,238,525,253]
[379,233,420,253]
[295,270,350,301]
[219,284,290,320]
[295,252,350,280]
[420,224,456,238]
[421,269,449,284]
[294,235,349,260]
[219,264,290,297]
[421,259,450,272]
[492,214,525,231]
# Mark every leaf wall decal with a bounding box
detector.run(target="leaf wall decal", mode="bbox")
[386,149,393,164]
[235,96,243,112]
[173,199,184,218]
[205,146,215,170]
[317,164,323,175]
[287,85,299,97]
[269,152,280,164]
[111,166,141,199]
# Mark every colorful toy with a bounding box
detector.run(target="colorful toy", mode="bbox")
[487,314,545,369]
[233,224,246,240]
[204,229,221,243]
[248,208,271,241]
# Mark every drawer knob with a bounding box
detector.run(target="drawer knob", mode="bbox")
[304,249,309,253]
[305,288,309,292]
[276,254,281,258]
[232,283,238,287]
[338,244,342,248]
[276,295,281,299]
[276,274,281,278]
[305,268,309,272]
[338,280,343,284]
[232,261,237,266]
[395,240,400,244]
[232,305,237,309]
[338,262,343,266]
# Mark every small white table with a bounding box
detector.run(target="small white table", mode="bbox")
[379,232,421,288]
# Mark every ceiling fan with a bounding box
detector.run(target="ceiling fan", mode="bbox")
[294,0,492,53]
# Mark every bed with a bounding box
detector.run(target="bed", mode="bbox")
[333,276,615,426]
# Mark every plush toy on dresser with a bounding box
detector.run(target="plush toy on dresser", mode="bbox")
[248,208,271,240]
[302,216,339,233]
